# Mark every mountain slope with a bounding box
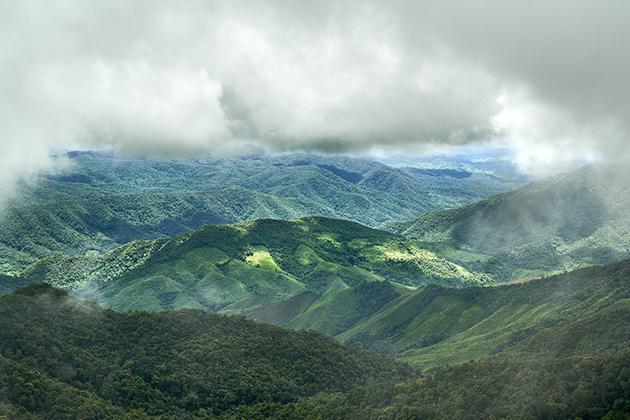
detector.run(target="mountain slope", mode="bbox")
[227,281,416,338]
[0,188,333,274]
[2,152,524,275]
[233,258,630,371]
[19,217,489,312]
[382,163,630,280]
[337,260,630,369]
[221,267,630,419]
[0,283,412,419]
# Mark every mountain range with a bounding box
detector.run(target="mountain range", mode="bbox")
[5,259,630,418]
[5,152,630,418]
[1,152,524,275]
[20,217,489,313]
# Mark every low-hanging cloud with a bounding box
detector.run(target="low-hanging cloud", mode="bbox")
[2,0,630,205]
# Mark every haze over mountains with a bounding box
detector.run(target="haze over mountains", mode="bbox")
[383,162,630,281]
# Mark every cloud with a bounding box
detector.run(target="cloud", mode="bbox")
[1,0,629,200]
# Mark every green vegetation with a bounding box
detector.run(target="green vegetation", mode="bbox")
[338,260,630,369]
[283,281,413,337]
[382,163,630,281]
[0,274,29,296]
[2,152,523,274]
[0,283,413,419]
[7,153,630,418]
[227,349,630,419]
[6,264,630,419]
[0,188,333,275]
[19,217,488,312]
[208,259,630,373]
[222,267,630,419]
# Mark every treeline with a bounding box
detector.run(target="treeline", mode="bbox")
[0,284,412,419]
[225,351,630,419]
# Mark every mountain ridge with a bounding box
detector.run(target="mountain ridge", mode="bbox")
[382,163,630,280]
[0,282,412,418]
[19,217,490,313]
[2,152,524,274]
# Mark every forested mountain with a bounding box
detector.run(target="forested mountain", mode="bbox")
[0,189,332,274]
[230,343,630,419]
[6,265,630,419]
[0,283,412,419]
[382,163,630,280]
[1,152,524,274]
[19,217,489,312]
[24,152,523,207]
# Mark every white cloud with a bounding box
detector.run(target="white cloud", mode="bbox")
[1,0,629,199]
[80,62,229,156]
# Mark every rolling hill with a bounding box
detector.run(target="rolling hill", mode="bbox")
[382,163,630,281]
[1,152,524,275]
[340,260,630,369]
[6,265,630,419]
[0,188,333,274]
[19,217,490,312]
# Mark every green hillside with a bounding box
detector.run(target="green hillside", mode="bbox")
[337,260,630,369]
[231,281,415,337]
[0,188,332,274]
[2,152,523,274]
[19,217,489,312]
[0,274,29,296]
[222,270,630,420]
[0,283,412,419]
[230,258,630,370]
[382,163,630,280]
[5,278,630,419]
[210,259,630,372]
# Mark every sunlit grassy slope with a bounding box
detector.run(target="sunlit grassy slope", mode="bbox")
[19,217,489,312]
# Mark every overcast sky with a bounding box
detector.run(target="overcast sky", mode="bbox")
[2,0,630,202]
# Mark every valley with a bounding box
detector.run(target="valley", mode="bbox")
[3,153,630,419]
[5,1,629,417]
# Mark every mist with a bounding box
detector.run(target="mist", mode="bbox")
[2,0,630,207]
